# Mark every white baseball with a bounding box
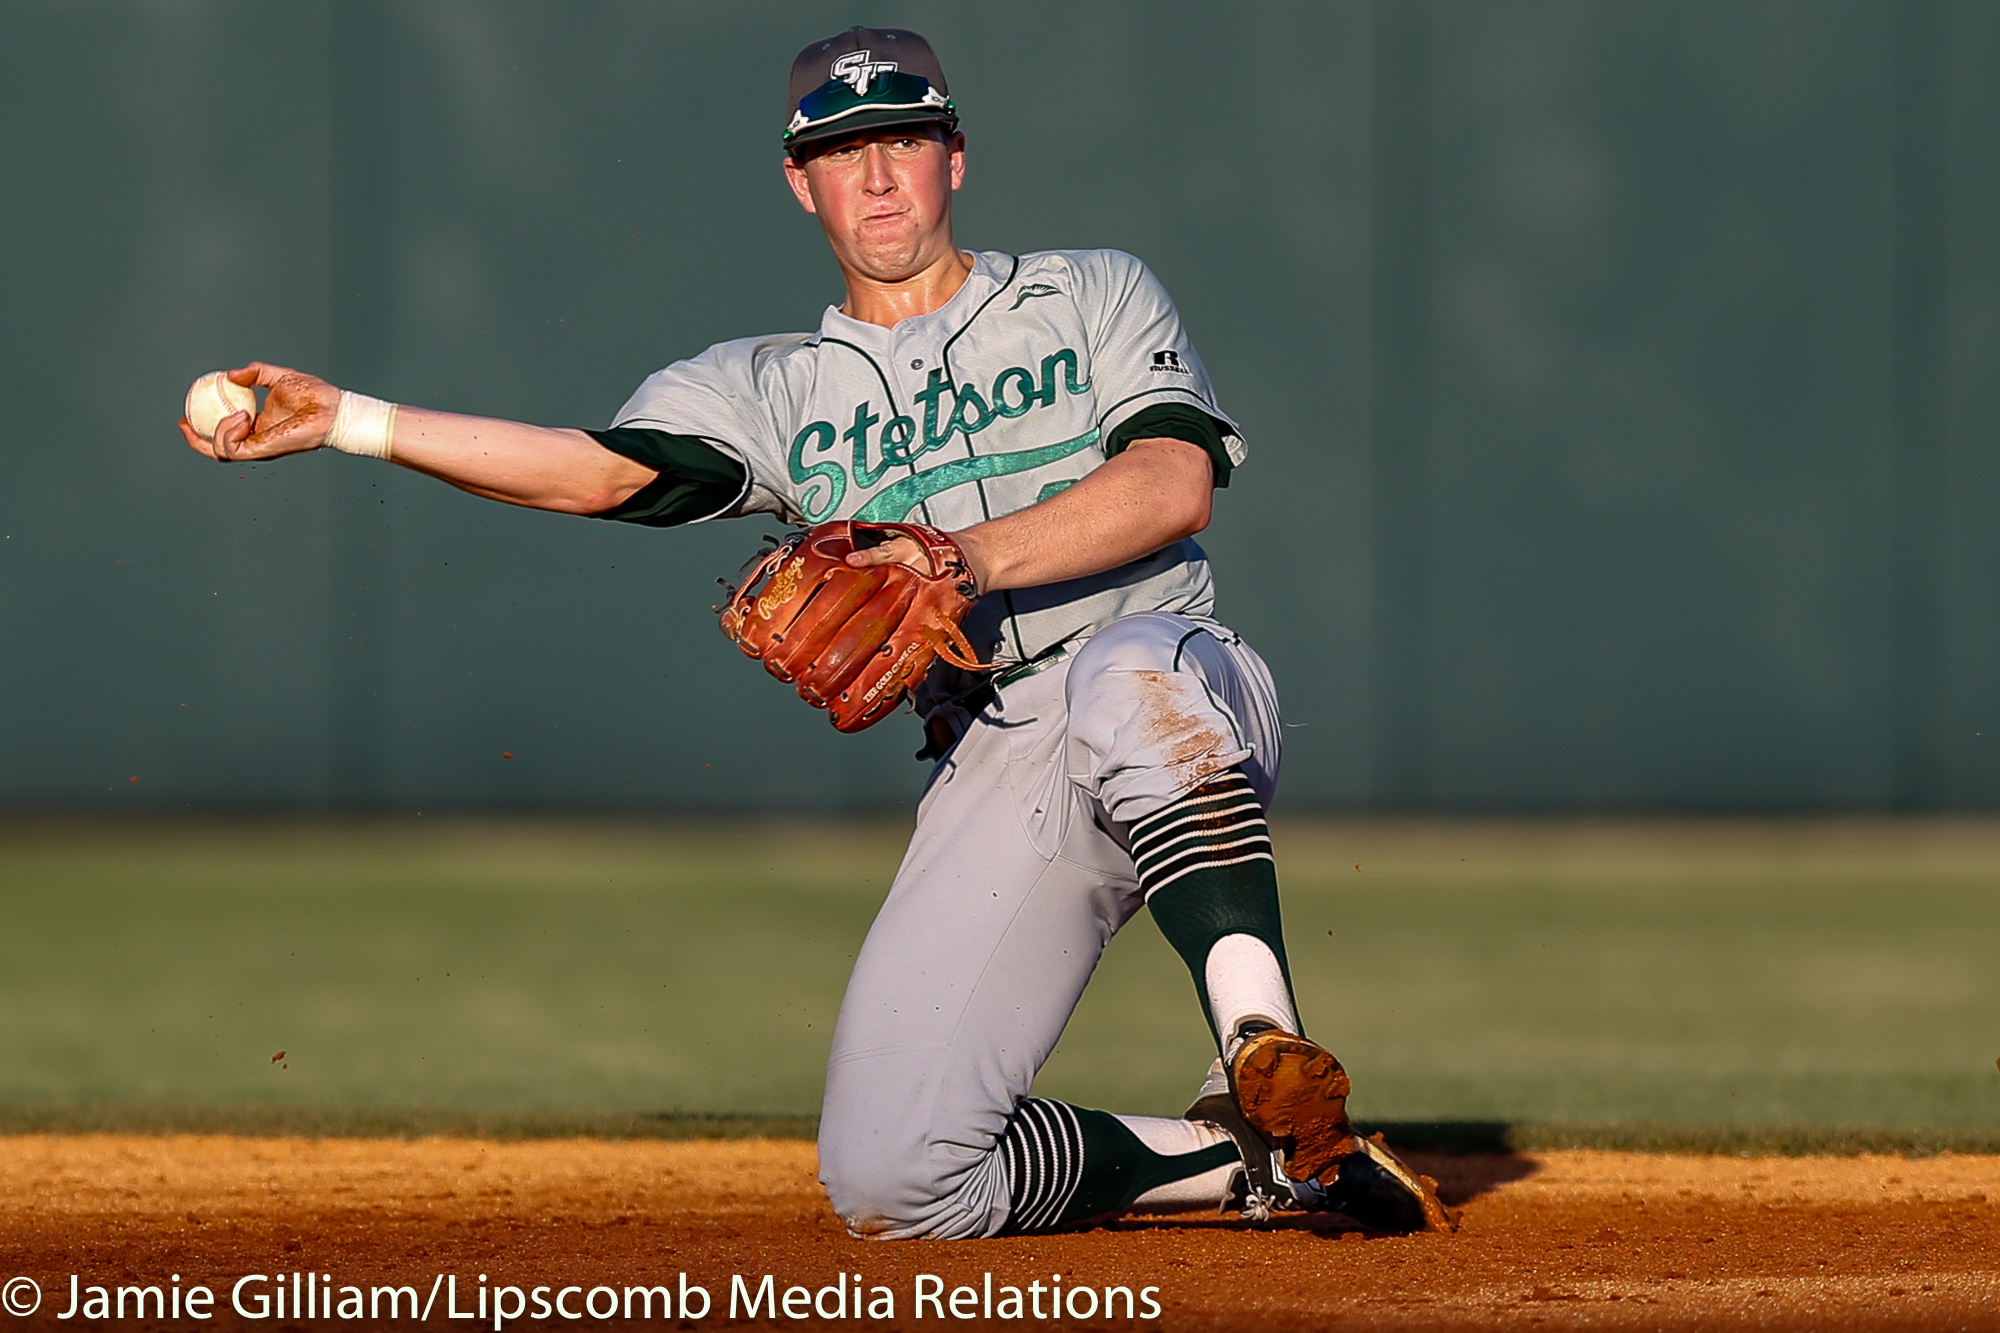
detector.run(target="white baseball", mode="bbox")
[185,371,258,441]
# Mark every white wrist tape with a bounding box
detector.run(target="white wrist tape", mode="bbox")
[325,391,397,460]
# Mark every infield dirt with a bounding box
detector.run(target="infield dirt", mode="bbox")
[0,1137,1995,1330]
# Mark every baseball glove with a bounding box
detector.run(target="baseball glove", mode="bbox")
[718,520,986,732]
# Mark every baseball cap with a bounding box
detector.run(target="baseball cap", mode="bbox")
[784,26,957,152]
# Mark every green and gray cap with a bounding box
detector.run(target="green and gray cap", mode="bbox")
[784,26,957,152]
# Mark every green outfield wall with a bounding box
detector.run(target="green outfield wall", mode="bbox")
[2,0,1997,812]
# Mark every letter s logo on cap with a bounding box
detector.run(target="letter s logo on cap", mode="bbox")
[831,50,897,92]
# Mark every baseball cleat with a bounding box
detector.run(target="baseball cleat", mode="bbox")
[1186,1028,1454,1233]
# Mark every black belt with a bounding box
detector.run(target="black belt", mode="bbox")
[916,645,1072,761]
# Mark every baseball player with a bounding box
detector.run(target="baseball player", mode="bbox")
[179,27,1446,1239]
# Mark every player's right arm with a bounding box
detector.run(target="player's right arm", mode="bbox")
[178,362,659,515]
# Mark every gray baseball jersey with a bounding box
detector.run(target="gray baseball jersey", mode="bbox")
[610,248,1246,667]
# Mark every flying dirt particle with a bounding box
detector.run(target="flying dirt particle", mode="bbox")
[270,1051,286,1063]
[1353,864,1362,873]
[129,776,138,783]
[502,752,515,759]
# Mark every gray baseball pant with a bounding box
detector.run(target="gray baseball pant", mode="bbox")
[817,611,1282,1239]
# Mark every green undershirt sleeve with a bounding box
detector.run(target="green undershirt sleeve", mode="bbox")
[1103,402,1234,488]
[584,427,748,528]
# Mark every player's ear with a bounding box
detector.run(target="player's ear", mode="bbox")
[947,132,966,192]
[783,154,819,215]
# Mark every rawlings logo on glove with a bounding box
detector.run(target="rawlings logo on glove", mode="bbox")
[719,521,987,732]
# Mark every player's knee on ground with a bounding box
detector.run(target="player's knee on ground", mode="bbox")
[820,1098,1238,1240]
[1063,613,1257,824]
[818,1106,1011,1241]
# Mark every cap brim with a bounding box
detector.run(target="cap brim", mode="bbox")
[786,105,956,150]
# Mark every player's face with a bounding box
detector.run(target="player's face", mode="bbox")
[784,126,965,283]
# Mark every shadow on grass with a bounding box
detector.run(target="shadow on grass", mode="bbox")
[1364,1122,1538,1211]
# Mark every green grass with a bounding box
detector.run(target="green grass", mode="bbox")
[0,819,898,1117]
[1043,819,2000,1132]
[1,817,1996,1145]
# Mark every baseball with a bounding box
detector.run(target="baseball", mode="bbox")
[184,371,257,441]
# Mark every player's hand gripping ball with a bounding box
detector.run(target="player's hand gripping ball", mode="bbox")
[184,371,258,441]
[720,521,987,732]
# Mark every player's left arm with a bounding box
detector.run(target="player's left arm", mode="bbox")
[847,435,1212,593]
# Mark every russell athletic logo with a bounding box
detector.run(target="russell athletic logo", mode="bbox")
[1149,350,1190,374]
[831,50,897,92]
